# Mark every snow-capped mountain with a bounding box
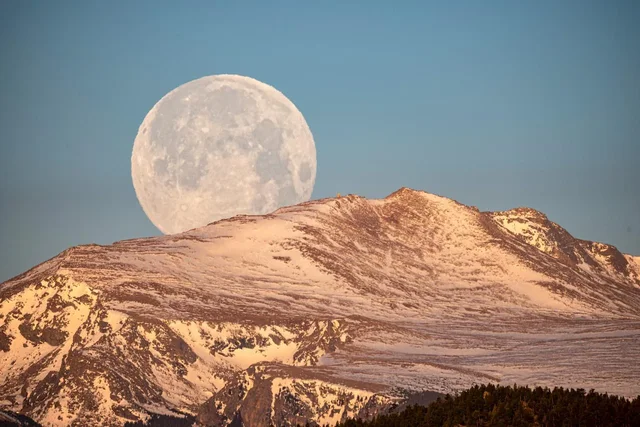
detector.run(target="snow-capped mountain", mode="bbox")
[1,188,639,426]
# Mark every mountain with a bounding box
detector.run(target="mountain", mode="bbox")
[1,188,639,426]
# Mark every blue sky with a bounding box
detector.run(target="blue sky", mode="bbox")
[1,1,639,281]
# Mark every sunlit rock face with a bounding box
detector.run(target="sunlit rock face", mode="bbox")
[132,74,316,234]
[1,188,640,426]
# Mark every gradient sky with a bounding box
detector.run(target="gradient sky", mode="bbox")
[1,1,639,282]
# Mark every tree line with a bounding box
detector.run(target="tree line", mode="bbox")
[335,383,640,427]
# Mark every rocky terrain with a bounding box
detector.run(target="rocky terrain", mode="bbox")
[1,188,639,426]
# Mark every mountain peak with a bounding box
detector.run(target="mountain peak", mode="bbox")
[385,186,420,198]
[384,187,448,202]
[493,206,549,222]
[488,207,638,281]
[2,188,640,426]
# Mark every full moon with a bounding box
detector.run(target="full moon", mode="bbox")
[131,75,316,234]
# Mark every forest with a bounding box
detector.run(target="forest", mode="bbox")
[335,383,640,427]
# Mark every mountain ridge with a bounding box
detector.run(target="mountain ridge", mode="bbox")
[1,187,639,426]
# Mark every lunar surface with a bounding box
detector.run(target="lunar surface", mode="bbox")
[131,74,316,234]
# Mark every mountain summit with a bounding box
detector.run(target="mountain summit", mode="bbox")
[1,188,639,426]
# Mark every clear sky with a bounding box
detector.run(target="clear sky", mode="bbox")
[1,1,639,282]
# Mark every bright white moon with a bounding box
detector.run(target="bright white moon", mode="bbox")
[131,74,316,234]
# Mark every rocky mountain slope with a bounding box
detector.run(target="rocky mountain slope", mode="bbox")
[1,188,639,426]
